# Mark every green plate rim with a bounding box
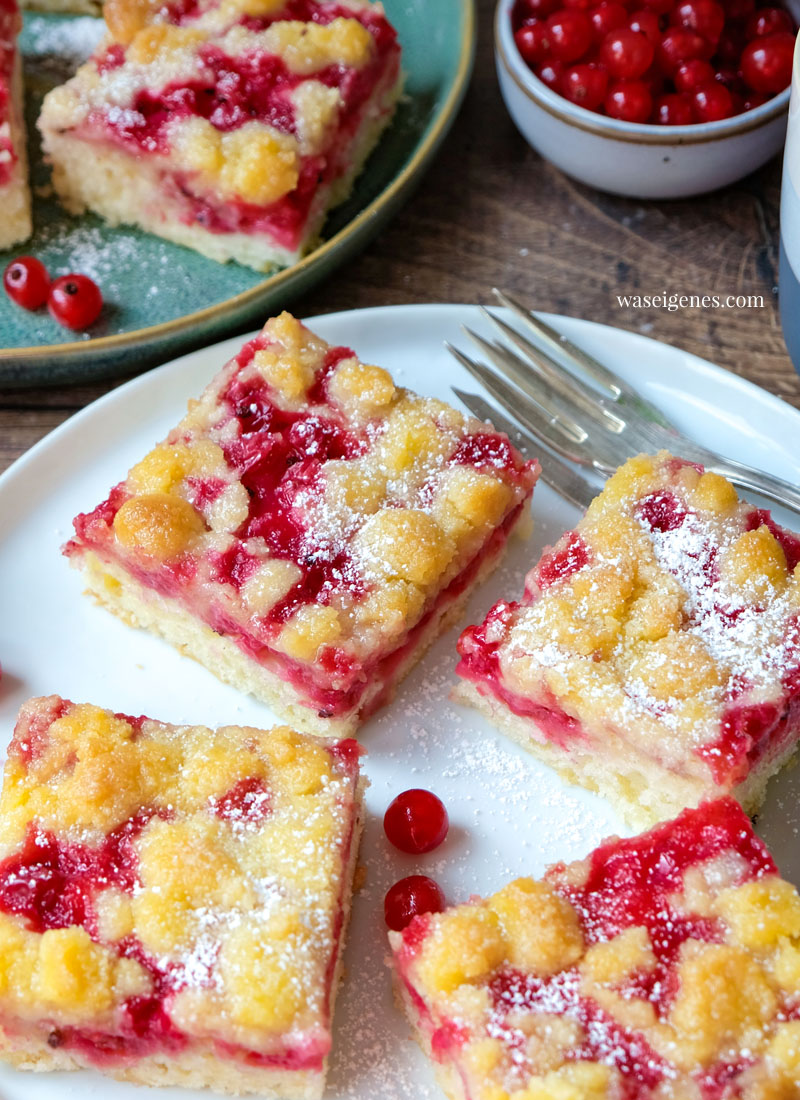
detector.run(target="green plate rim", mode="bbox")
[2,0,476,367]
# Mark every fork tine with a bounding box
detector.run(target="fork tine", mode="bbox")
[492,287,675,431]
[492,288,622,400]
[446,343,591,457]
[457,327,594,444]
[452,388,600,511]
[453,334,587,446]
[479,307,626,434]
[446,342,618,476]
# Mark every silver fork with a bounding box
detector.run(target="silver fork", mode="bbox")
[447,288,800,519]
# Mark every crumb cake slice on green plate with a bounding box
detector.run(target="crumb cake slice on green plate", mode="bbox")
[0,0,31,248]
[37,0,403,270]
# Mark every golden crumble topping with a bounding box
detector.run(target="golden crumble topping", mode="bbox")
[457,451,800,816]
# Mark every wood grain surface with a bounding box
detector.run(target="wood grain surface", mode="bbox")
[2,0,800,476]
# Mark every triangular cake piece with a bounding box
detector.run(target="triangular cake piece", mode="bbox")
[38,0,402,270]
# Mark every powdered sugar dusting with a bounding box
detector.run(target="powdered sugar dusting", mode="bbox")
[35,223,171,297]
[646,509,797,692]
[330,564,623,1098]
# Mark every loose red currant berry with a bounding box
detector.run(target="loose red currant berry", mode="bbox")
[515,21,552,64]
[658,26,712,71]
[546,9,594,60]
[628,9,663,45]
[746,7,794,39]
[384,875,446,932]
[590,1,628,39]
[3,256,50,311]
[384,789,449,854]
[536,58,565,86]
[654,90,696,121]
[605,77,654,119]
[740,31,795,93]
[48,274,103,330]
[674,57,716,89]
[692,80,734,118]
[601,27,656,77]
[670,0,725,44]
[562,60,610,104]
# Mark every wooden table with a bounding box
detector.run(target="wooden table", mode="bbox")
[3,0,800,476]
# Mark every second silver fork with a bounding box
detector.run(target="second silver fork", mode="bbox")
[448,290,800,518]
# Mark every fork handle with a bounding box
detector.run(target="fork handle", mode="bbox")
[703,457,800,518]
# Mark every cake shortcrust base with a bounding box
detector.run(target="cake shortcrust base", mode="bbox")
[0,54,32,250]
[72,511,524,737]
[40,73,402,272]
[0,789,365,1100]
[0,1041,323,1098]
[392,977,466,1100]
[452,679,800,829]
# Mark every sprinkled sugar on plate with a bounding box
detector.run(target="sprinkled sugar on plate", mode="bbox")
[0,3,474,385]
[1,304,800,1099]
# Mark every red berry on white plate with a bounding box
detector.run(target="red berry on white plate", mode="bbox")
[48,274,103,331]
[384,875,446,931]
[383,789,450,854]
[3,256,50,311]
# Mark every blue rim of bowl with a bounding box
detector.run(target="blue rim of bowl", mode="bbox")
[495,0,790,145]
[3,0,476,366]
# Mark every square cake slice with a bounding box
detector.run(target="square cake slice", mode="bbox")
[455,451,800,827]
[65,312,539,736]
[390,797,800,1100]
[37,0,401,270]
[0,0,32,249]
[0,694,365,1098]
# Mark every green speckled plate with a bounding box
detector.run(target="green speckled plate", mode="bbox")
[0,0,475,385]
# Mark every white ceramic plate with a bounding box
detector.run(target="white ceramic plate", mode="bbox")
[1,303,800,1100]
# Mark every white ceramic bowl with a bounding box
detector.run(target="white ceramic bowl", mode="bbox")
[495,0,791,199]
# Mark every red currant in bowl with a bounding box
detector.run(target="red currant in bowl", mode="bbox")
[496,0,795,197]
[384,789,449,854]
[740,30,795,93]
